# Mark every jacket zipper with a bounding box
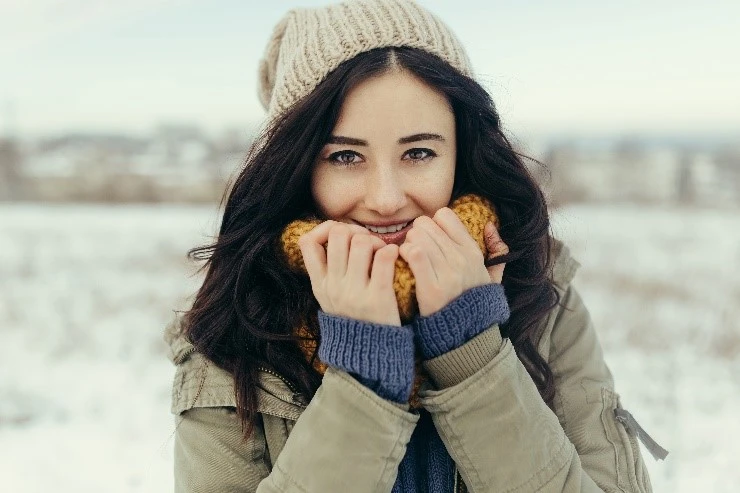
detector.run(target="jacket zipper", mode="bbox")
[258,366,300,394]
[174,346,196,364]
[453,465,459,493]
[614,408,669,461]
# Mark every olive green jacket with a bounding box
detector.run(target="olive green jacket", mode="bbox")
[166,240,657,492]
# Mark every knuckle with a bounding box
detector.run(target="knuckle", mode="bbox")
[372,240,388,252]
[407,246,424,260]
[486,227,501,241]
[329,222,348,234]
[410,217,425,230]
[406,228,421,242]
[380,248,398,262]
[320,220,336,233]
[374,247,389,259]
[351,233,371,247]
[328,229,347,242]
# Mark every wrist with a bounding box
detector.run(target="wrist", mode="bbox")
[414,283,510,360]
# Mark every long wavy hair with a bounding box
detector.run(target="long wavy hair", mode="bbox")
[184,47,560,437]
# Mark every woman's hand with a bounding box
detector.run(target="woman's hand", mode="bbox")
[399,208,493,317]
[299,220,402,326]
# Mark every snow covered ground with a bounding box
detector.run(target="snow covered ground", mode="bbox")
[1,202,738,492]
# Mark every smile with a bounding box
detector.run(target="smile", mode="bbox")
[362,221,410,233]
[361,222,413,245]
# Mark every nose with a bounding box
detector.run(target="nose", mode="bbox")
[364,163,407,216]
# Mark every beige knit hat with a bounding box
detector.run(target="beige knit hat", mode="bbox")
[258,0,473,119]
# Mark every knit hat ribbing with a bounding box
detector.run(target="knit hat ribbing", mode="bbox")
[258,0,473,119]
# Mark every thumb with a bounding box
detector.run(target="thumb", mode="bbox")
[484,222,508,284]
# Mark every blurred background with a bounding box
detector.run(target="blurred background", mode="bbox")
[1,0,738,491]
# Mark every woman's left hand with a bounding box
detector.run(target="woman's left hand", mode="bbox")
[399,207,493,317]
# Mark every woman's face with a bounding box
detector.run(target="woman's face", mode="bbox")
[311,69,457,245]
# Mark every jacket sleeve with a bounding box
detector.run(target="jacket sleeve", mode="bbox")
[419,284,653,493]
[174,367,419,493]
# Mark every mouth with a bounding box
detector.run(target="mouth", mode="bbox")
[362,221,413,245]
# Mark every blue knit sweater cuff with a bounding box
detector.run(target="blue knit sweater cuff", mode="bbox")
[413,283,510,360]
[317,312,415,404]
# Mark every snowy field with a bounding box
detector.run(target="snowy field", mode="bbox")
[1,202,738,492]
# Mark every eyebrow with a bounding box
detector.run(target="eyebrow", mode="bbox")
[327,133,446,146]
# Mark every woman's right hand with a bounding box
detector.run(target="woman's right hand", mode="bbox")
[298,220,402,326]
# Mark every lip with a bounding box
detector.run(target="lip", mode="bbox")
[365,222,413,245]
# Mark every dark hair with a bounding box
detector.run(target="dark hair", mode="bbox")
[184,47,560,437]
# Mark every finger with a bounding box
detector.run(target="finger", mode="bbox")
[484,221,509,257]
[299,232,328,280]
[484,222,508,284]
[346,233,386,284]
[487,261,506,284]
[411,215,458,264]
[299,219,336,247]
[433,207,475,247]
[405,220,447,275]
[326,224,352,279]
[399,241,437,286]
[369,243,399,288]
[302,220,369,248]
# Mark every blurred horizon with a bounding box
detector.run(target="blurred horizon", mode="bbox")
[2,0,740,139]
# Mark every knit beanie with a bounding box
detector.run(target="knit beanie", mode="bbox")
[258,0,473,119]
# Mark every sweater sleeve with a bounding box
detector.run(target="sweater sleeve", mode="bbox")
[317,284,510,402]
[317,311,415,403]
[413,282,510,360]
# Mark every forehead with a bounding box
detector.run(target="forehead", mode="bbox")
[331,70,454,141]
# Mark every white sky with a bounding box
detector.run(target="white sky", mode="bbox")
[1,0,739,138]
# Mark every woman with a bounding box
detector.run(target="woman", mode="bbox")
[165,0,663,491]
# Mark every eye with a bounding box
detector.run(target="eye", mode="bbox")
[403,148,436,162]
[327,150,363,167]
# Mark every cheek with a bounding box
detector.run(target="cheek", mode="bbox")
[311,168,356,218]
[412,157,456,208]
[311,174,332,216]
[310,169,328,212]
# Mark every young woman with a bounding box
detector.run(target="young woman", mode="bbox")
[165,1,663,491]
